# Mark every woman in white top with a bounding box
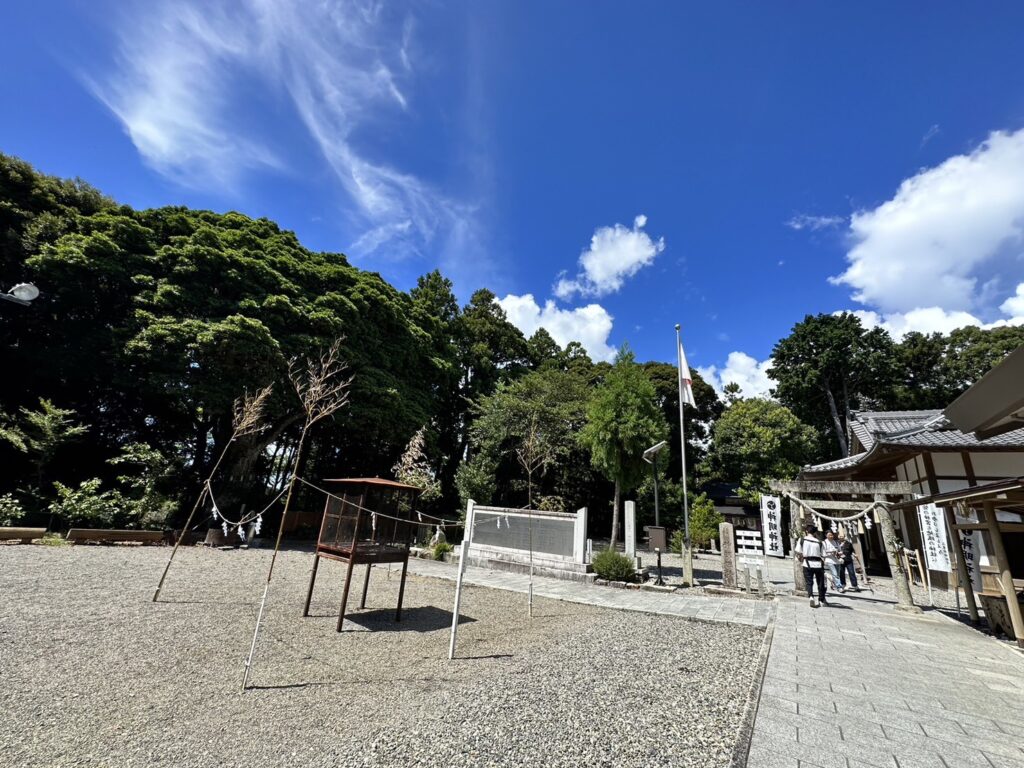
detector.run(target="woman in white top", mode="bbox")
[822,530,844,592]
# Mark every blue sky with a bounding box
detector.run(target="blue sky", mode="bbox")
[4,1,1024,393]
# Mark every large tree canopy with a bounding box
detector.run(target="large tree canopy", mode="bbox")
[769,313,896,458]
[699,398,818,502]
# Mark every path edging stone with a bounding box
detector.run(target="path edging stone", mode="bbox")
[728,598,778,768]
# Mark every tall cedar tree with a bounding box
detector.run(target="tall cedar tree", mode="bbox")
[579,346,667,544]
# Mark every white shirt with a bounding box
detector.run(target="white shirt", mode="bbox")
[797,535,824,569]
[823,538,842,565]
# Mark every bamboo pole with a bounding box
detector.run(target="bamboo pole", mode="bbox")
[241,425,309,692]
[152,437,234,602]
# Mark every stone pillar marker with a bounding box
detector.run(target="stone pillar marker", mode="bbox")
[792,494,807,597]
[720,521,737,589]
[624,501,636,558]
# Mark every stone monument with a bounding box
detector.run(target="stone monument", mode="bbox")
[719,521,737,589]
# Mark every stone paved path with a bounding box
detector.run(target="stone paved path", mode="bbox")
[748,592,1024,768]
[405,557,774,628]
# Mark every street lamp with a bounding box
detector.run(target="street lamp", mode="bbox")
[642,440,668,526]
[1,283,40,307]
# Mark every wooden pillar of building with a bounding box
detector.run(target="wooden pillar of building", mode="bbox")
[982,501,1024,647]
[875,494,920,613]
[942,503,979,624]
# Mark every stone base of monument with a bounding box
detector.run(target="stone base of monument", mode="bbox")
[459,543,596,583]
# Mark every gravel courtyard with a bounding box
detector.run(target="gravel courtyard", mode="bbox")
[0,545,764,768]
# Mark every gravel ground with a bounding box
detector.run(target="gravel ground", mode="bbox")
[0,545,764,768]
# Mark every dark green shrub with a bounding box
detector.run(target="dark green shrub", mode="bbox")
[432,541,453,561]
[592,548,636,582]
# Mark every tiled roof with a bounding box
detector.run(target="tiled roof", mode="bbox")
[804,409,1024,476]
[883,424,1024,449]
[802,452,871,474]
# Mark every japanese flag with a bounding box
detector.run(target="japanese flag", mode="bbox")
[678,336,695,407]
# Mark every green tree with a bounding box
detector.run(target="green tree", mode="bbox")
[457,366,592,510]
[942,325,1024,390]
[670,492,723,550]
[769,313,896,458]
[699,398,818,502]
[0,399,88,517]
[579,346,667,544]
[641,361,721,485]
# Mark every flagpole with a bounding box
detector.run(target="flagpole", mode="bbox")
[675,324,693,585]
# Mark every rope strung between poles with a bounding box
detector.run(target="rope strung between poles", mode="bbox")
[207,482,289,540]
[788,496,878,530]
[291,475,506,533]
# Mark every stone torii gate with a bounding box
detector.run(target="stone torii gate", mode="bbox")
[769,479,920,613]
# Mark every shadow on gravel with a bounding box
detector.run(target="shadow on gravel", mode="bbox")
[304,606,476,633]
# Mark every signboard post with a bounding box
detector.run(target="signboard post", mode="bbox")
[760,495,785,558]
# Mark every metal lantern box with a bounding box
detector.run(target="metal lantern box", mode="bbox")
[302,478,424,631]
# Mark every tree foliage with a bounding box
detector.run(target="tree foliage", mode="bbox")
[699,398,818,502]
[579,346,667,543]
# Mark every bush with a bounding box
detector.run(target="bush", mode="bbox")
[592,548,637,582]
[0,493,27,526]
[432,540,453,561]
[669,493,724,552]
[48,478,126,529]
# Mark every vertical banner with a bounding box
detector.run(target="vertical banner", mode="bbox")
[955,514,984,594]
[916,503,951,573]
[760,495,785,557]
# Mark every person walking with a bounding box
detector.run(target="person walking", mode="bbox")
[837,529,859,591]
[823,530,844,593]
[796,523,827,607]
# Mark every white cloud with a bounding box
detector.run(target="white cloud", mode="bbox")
[498,294,616,362]
[553,215,664,299]
[1000,282,1024,318]
[921,123,941,147]
[785,214,845,231]
[89,1,474,263]
[843,299,1024,339]
[697,352,775,399]
[831,128,1024,318]
[88,4,281,188]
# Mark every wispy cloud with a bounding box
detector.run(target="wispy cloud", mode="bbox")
[87,3,281,188]
[554,214,664,299]
[920,123,941,148]
[88,0,479,265]
[785,213,845,231]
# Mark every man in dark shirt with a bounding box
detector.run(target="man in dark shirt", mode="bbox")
[837,529,859,591]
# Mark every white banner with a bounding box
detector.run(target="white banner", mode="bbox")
[760,495,785,557]
[955,514,984,594]
[916,503,951,573]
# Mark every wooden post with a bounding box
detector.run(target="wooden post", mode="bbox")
[449,500,476,660]
[982,501,1024,646]
[943,504,978,623]
[875,495,920,613]
[302,554,320,617]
